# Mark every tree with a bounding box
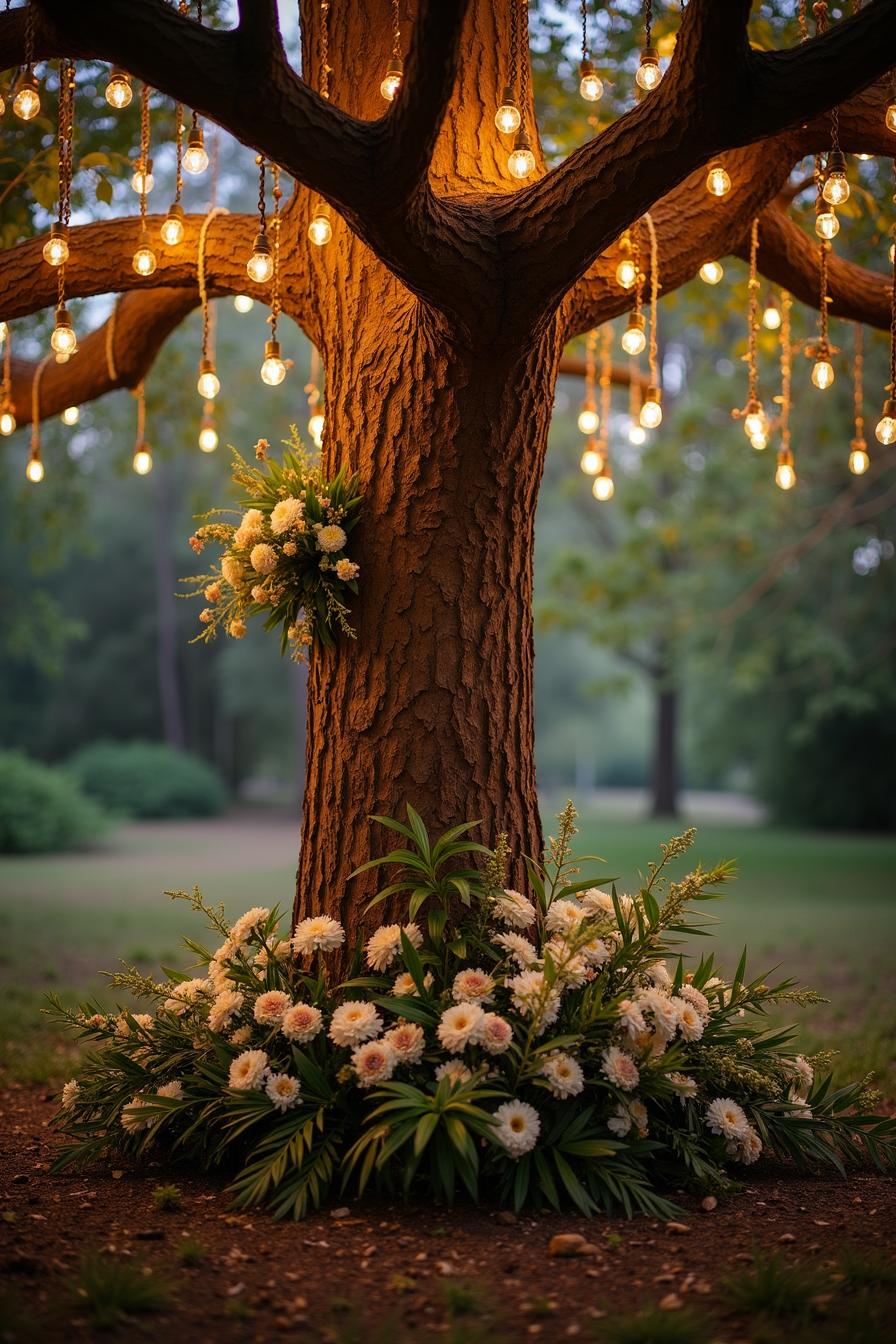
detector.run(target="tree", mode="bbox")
[2,0,895,940]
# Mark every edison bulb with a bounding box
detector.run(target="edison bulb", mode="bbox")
[234,294,254,314]
[579,61,603,102]
[640,388,662,429]
[25,456,44,483]
[50,309,77,358]
[743,402,766,440]
[822,171,849,206]
[61,405,80,426]
[42,225,69,268]
[848,441,870,475]
[133,445,153,475]
[131,159,154,195]
[308,410,325,446]
[577,403,599,435]
[815,209,839,240]
[132,232,157,276]
[616,257,637,289]
[621,314,646,356]
[890,241,895,264]
[0,322,6,346]
[699,260,723,285]
[495,87,521,135]
[811,358,834,390]
[635,49,661,92]
[875,399,896,445]
[580,445,601,475]
[380,63,403,102]
[0,410,16,436]
[592,467,615,500]
[260,339,286,386]
[198,412,218,452]
[775,455,796,490]
[105,68,132,109]
[13,73,40,121]
[750,430,768,451]
[246,235,273,283]
[161,204,185,246]
[886,102,896,133]
[308,212,333,247]
[762,302,782,330]
[508,131,536,180]
[183,126,209,175]
[197,360,220,399]
[628,422,647,446]
[706,163,731,197]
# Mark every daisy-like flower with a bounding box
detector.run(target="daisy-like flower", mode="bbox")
[253,938,292,968]
[601,1046,640,1092]
[364,922,423,973]
[665,1072,698,1102]
[391,969,434,996]
[493,931,538,967]
[638,988,680,1040]
[164,977,209,1015]
[270,496,305,535]
[607,1102,633,1137]
[254,990,291,1026]
[617,998,648,1039]
[493,1100,540,1158]
[544,898,586,935]
[228,1049,269,1091]
[317,523,348,553]
[208,989,244,1034]
[156,1080,184,1101]
[492,888,536,929]
[221,554,244,587]
[580,935,610,968]
[228,618,247,639]
[506,970,561,1027]
[281,1002,323,1044]
[737,1127,763,1164]
[265,1072,301,1111]
[673,999,705,1042]
[352,1039,396,1088]
[329,1001,382,1048]
[542,1052,585,1099]
[478,1012,514,1055]
[115,1012,154,1038]
[705,1097,751,1141]
[250,542,278,575]
[335,558,360,581]
[292,915,345,957]
[628,1098,649,1137]
[233,508,265,548]
[384,1022,425,1064]
[437,1002,485,1053]
[545,941,590,988]
[82,1013,108,1030]
[229,906,271,945]
[435,1060,473,1086]
[120,1097,153,1134]
[784,1054,814,1101]
[229,1025,253,1046]
[580,887,615,917]
[60,1080,80,1109]
[677,983,711,1023]
[452,968,494,1003]
[645,960,673,990]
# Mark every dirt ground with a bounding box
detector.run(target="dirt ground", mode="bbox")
[1,1085,894,1343]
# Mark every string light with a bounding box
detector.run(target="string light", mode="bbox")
[875,159,896,445]
[577,329,599,434]
[639,213,662,428]
[699,260,723,285]
[308,2,334,245]
[380,0,403,101]
[774,290,795,489]
[628,355,646,444]
[196,206,226,398]
[593,331,615,494]
[13,5,40,121]
[580,441,601,475]
[732,218,767,447]
[621,223,646,354]
[61,405,80,426]
[848,323,869,474]
[496,3,522,137]
[161,97,186,246]
[51,304,77,358]
[234,295,254,314]
[309,206,333,247]
[27,356,51,482]
[635,0,661,91]
[706,161,731,198]
[105,67,132,109]
[260,166,287,386]
[132,84,157,276]
[306,347,325,447]
[616,230,637,289]
[762,296,782,330]
[507,1,536,179]
[247,157,274,283]
[43,58,74,271]
[132,381,153,474]
[182,3,209,173]
[579,1,603,101]
[0,327,15,435]
[198,400,218,452]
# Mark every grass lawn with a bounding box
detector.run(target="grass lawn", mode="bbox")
[1,804,893,1090]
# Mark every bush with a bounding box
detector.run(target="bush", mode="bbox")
[0,751,106,854]
[67,741,227,819]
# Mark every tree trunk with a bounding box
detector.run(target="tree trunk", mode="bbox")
[650,678,679,819]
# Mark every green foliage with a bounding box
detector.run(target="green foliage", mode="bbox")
[175,1235,205,1267]
[0,750,106,854]
[67,740,226,819]
[72,1252,172,1328]
[595,1305,714,1344]
[721,1252,828,1321]
[151,1182,182,1211]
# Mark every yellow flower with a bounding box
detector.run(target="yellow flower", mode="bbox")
[228,619,247,639]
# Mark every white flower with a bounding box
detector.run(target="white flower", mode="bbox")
[317,523,347,552]
[254,990,291,1026]
[335,557,359,581]
[617,998,648,1039]
[545,940,590,988]
[666,1072,698,1102]
[153,1080,183,1102]
[229,1025,253,1046]
[228,1049,269,1091]
[705,1097,751,1141]
[221,554,244,587]
[270,496,305,534]
[493,1100,540,1158]
[384,1022,425,1064]
[120,1097,153,1134]
[736,1126,763,1164]
[352,1039,396,1088]
[391,970,434,996]
[544,899,586,935]
[580,887,615,917]
[492,888,536,929]
[580,936,610,968]
[329,1001,382,1048]
[250,542,278,575]
[230,906,270,945]
[265,1072,301,1111]
[115,1012,154,1038]
[645,960,673,990]
[60,1079,80,1109]
[292,915,345,957]
[435,1060,473,1086]
[506,970,561,1027]
[608,1098,649,1138]
[364,922,423,973]
[784,1055,814,1101]
[637,988,680,1039]
[281,1003,323,1044]
[494,931,538,967]
[601,1046,640,1092]
[208,989,244,1034]
[452,968,495,1003]
[437,1002,485,1053]
[233,508,265,548]
[673,999,705,1042]
[678,983,711,1023]
[478,1012,514,1055]
[542,1052,585,1099]
[253,939,292,968]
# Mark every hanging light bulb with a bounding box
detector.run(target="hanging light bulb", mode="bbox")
[635,48,661,91]
[308,410,325,447]
[706,162,731,197]
[762,300,782,330]
[640,385,662,429]
[628,422,647,446]
[61,405,80,426]
[508,129,536,180]
[621,312,647,356]
[579,59,603,102]
[183,124,209,175]
[105,67,132,109]
[197,358,220,400]
[743,399,766,441]
[495,86,521,135]
[822,150,850,205]
[132,229,157,276]
[380,58,403,102]
[0,409,16,436]
[886,102,896,133]
[848,438,870,474]
[50,305,77,358]
[131,158,155,195]
[616,257,637,289]
[855,152,873,161]
[198,403,218,453]
[260,339,286,386]
[308,209,333,247]
[233,294,254,314]
[25,454,44,483]
[132,442,153,475]
[815,208,839,240]
[246,233,274,283]
[699,260,723,285]
[42,223,70,268]
[775,447,796,490]
[577,401,599,435]
[811,357,835,390]
[750,429,768,451]
[890,241,895,265]
[592,462,615,500]
[875,397,896,445]
[160,203,185,246]
[13,71,40,121]
[580,442,602,475]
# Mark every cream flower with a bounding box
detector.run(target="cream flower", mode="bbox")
[493,1100,540,1158]
[228,1049,269,1091]
[364,922,423,973]
[645,960,673,989]
[120,1097,152,1134]
[265,1072,301,1111]
[391,970,434,996]
[541,1052,585,1099]
[506,970,561,1027]
[666,1072,698,1102]
[164,977,209,1015]
[221,554,244,587]
[230,906,270,944]
[544,898,586,935]
[352,1039,396,1088]
[250,542,278,575]
[617,998,647,1039]
[736,1127,763,1164]
[677,983,711,1023]
[452,968,495,1003]
[637,988,680,1039]
[228,618,247,639]
[229,1025,253,1046]
[478,1012,514,1055]
[581,936,610,968]
[335,558,359,580]
[208,989,244,1034]
[435,1060,473,1086]
[329,1001,382,1048]
[384,1022,426,1064]
[61,1079,80,1109]
[270,496,305,535]
[281,1002,323,1044]
[608,1098,648,1138]
[234,508,265,549]
[437,1002,485,1052]
[156,1080,184,1101]
[784,1055,814,1101]
[493,931,538,967]
[674,999,705,1042]
[292,915,345,957]
[316,523,347,552]
[705,1097,751,1141]
[492,888,536,929]
[600,1046,640,1092]
[253,990,291,1026]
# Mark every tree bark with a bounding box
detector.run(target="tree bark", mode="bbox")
[650,678,679,820]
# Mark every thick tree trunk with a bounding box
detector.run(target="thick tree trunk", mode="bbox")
[650,678,679,820]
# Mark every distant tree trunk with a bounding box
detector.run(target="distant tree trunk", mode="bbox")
[650,676,679,819]
[153,462,185,750]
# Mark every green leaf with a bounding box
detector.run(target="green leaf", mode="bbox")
[95,173,114,205]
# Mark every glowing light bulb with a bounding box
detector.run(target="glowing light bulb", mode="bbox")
[0,410,16,436]
[621,313,646,356]
[762,302,782,330]
[132,229,157,276]
[848,440,870,475]
[577,403,599,435]
[815,209,839,240]
[308,410,325,447]
[131,158,155,195]
[508,130,535,180]
[380,59,403,102]
[260,339,286,386]
[61,405,80,426]
[706,162,731,197]
[750,430,768,451]
[233,294,254,314]
[25,456,44,483]
[743,401,766,440]
[161,203,185,246]
[105,68,132,109]
[495,86,521,135]
[822,168,849,206]
[811,358,834,390]
[50,306,77,358]
[616,257,637,289]
[628,422,647,446]
[875,398,896,445]
[13,72,40,121]
[886,102,896,133]
[640,386,662,429]
[246,233,273,283]
[183,125,209,175]
[855,153,873,161]
[0,92,4,116]
[133,444,153,475]
[592,465,615,500]
[308,211,333,247]
[197,359,220,400]
[775,450,796,490]
[0,322,6,346]
[198,406,218,453]
[42,224,69,268]
[635,48,661,92]
[580,443,601,475]
[579,60,603,102]
[699,260,723,285]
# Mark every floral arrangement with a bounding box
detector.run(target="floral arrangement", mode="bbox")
[184,429,362,659]
[50,804,895,1221]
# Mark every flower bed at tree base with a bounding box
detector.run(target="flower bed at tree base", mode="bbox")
[49,805,896,1223]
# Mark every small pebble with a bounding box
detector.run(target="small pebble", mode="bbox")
[701,1195,718,1212]
[549,1234,587,1258]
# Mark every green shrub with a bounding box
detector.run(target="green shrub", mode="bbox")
[0,751,106,854]
[67,741,226,819]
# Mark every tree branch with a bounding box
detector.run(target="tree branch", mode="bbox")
[558,354,649,392]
